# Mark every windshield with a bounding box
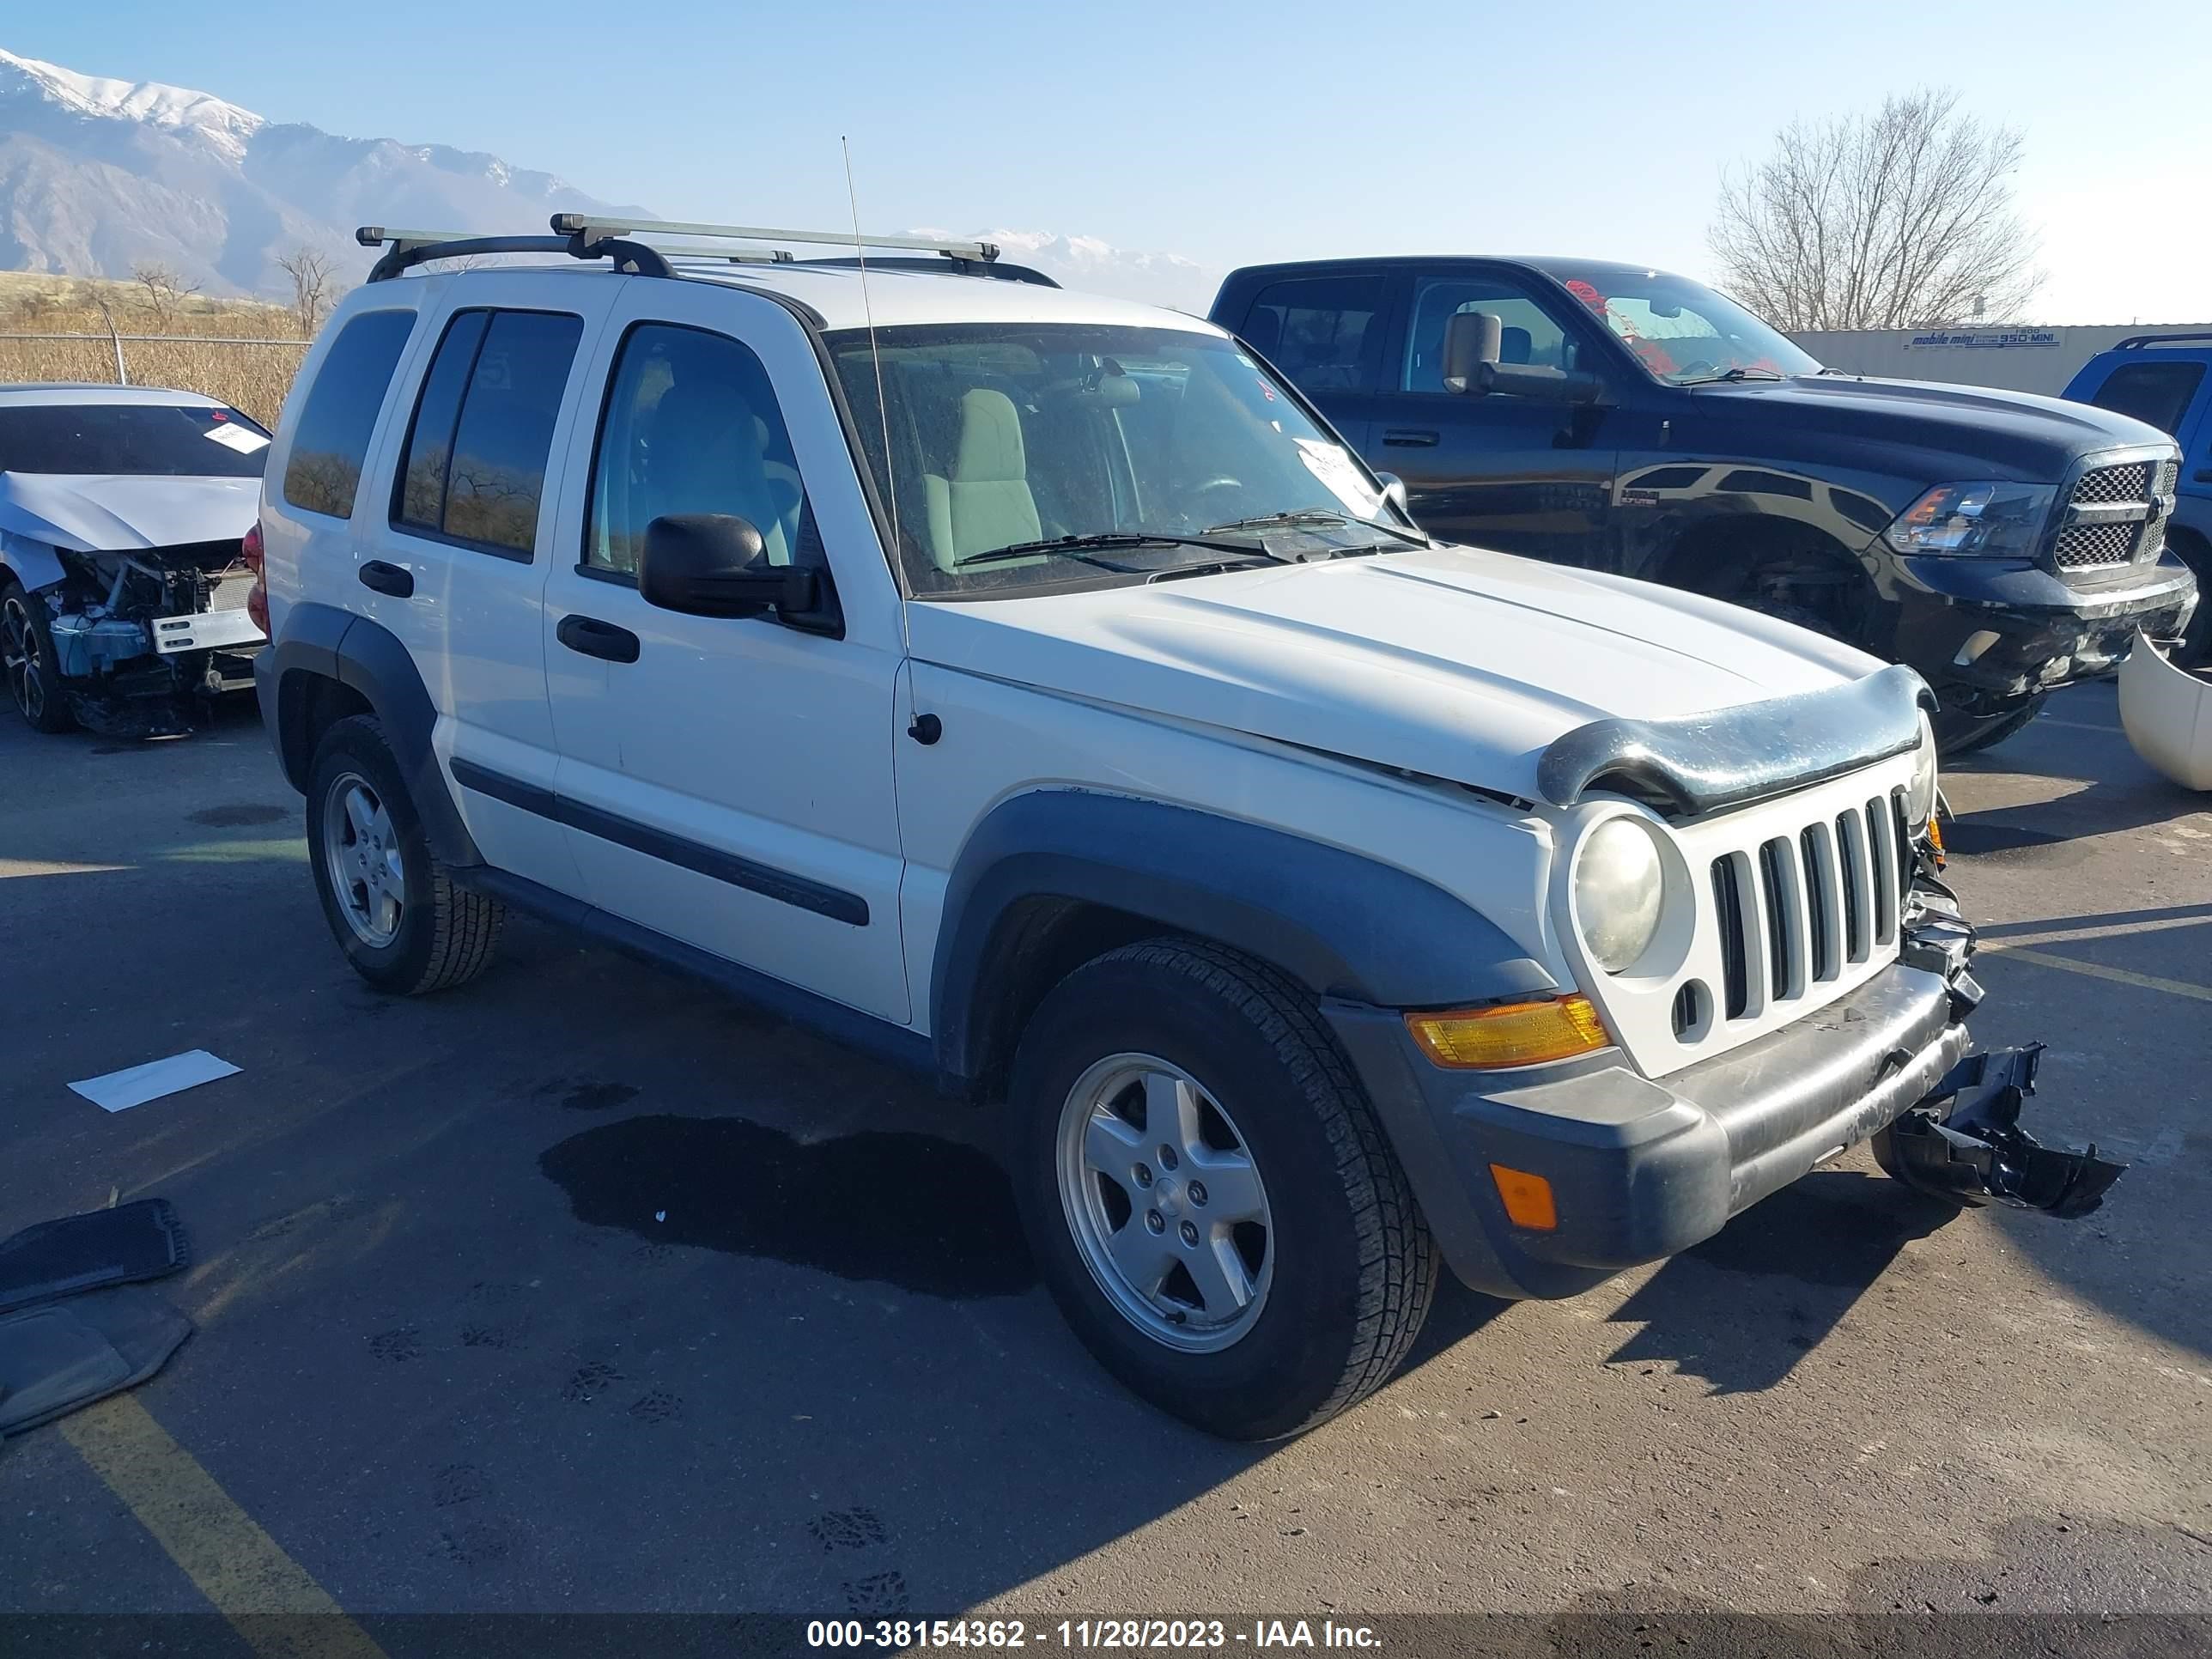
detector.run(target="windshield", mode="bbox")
[1535,264,1822,386]
[0,403,271,477]
[826,324,1411,595]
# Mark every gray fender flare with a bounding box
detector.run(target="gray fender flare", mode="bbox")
[931,789,1555,1085]
[264,600,482,868]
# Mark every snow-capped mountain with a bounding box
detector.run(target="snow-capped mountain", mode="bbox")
[0,46,647,297]
[950,228,1214,312]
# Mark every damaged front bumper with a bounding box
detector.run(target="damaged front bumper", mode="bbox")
[1324,885,2125,1299]
[1877,1046,2125,1218]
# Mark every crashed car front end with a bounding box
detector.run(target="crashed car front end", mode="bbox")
[1319,665,2124,1301]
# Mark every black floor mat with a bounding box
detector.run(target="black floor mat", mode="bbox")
[0,1285,193,1435]
[0,1200,191,1315]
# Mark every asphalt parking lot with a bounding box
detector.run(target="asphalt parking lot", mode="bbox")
[2,682,2208,1655]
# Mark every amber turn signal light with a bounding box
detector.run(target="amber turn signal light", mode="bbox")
[1404,995,1610,1070]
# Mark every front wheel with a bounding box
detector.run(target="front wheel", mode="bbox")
[1010,939,1437,1440]
[1,580,77,734]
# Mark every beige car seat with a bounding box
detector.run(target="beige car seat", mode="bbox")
[921,387,1042,568]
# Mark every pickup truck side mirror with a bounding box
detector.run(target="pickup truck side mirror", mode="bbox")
[1442,308,1605,406]
[1375,471,1412,519]
[640,514,839,635]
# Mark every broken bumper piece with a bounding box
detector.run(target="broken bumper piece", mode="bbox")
[1881,1044,2125,1218]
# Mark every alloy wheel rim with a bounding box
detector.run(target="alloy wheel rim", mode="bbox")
[1055,1052,1273,1352]
[323,772,405,948]
[2,596,43,721]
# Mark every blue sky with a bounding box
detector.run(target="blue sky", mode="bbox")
[12,0,2211,322]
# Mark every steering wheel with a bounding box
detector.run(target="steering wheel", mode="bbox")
[1188,477,1246,516]
[1674,359,1720,380]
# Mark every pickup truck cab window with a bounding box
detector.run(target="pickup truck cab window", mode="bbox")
[1242,273,1384,394]
[2085,360,2206,437]
[1402,275,1582,392]
[586,321,817,577]
[826,322,1401,596]
[1533,262,1820,385]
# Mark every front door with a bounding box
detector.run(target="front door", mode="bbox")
[538,281,910,1024]
[1369,267,1617,564]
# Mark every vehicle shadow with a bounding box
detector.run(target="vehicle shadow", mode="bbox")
[1600,1170,1964,1394]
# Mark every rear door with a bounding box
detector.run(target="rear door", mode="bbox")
[1221,269,1389,454]
[1365,265,1617,563]
[352,272,617,888]
[536,279,911,1024]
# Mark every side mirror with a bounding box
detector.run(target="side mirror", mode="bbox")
[1374,471,1411,518]
[1442,310,1501,396]
[640,514,821,623]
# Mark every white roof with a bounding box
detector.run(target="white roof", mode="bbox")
[0,383,227,409]
[676,260,1222,333]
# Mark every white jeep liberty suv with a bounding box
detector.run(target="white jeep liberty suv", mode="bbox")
[250,217,2119,1440]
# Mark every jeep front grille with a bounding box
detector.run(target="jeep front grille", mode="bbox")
[2054,456,2178,574]
[1709,791,1906,1021]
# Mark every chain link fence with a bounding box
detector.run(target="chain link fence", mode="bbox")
[0,331,311,427]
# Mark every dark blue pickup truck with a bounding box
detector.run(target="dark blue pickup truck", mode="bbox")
[2065,333,2212,665]
[1210,258,2202,750]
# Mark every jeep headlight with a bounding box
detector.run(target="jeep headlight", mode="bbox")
[1573,818,1665,973]
[1906,714,1938,830]
[1883,481,2054,558]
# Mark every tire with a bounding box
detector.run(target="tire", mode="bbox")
[1,579,78,734]
[1009,938,1438,1440]
[306,714,503,994]
[1931,695,2045,758]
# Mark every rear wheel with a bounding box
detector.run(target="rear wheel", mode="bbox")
[306,714,503,994]
[1010,939,1437,1440]
[1,580,77,734]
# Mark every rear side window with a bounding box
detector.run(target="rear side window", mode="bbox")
[282,309,416,517]
[392,308,584,558]
[2087,360,2205,438]
[1239,274,1383,394]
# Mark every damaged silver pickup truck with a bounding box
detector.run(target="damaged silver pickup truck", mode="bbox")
[1,384,270,738]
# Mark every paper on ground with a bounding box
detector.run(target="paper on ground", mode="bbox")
[69,1050,240,1113]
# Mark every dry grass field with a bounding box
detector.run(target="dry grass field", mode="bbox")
[0,271,310,426]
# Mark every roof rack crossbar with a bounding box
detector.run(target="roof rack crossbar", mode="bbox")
[356,228,673,283]
[548,214,999,263]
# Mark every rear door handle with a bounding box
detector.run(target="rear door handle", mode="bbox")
[358,560,414,598]
[1382,428,1439,447]
[556,615,641,664]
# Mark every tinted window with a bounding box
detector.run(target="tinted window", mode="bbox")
[282,310,415,515]
[1403,275,1579,392]
[1241,275,1382,394]
[0,403,270,479]
[587,323,817,577]
[2087,361,2205,438]
[394,308,582,556]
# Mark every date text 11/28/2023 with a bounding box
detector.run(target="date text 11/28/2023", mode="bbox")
[805,1619,1382,1650]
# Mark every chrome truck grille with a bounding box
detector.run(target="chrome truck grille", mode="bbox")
[2053,455,2179,573]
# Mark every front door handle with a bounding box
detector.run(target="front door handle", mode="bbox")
[556,615,641,664]
[358,560,415,598]
[1382,428,1439,447]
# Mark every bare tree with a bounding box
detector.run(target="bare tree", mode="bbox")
[1708,89,2041,331]
[276,246,341,337]
[131,260,202,326]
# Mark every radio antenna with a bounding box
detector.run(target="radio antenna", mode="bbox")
[842,137,902,574]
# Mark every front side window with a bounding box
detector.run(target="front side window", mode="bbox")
[1402,276,1579,392]
[392,308,583,557]
[586,323,816,578]
[1240,275,1383,393]
[2087,361,2205,438]
[0,403,270,479]
[283,309,415,515]
[1535,264,1823,385]
[829,323,1407,597]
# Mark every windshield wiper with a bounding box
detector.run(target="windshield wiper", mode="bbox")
[1204,509,1431,549]
[950,532,1256,571]
[1680,366,1786,385]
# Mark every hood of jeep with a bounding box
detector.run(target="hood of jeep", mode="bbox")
[905,545,1886,801]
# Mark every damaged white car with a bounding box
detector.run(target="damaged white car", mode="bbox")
[1,384,270,737]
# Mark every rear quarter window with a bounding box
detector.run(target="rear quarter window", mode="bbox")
[2087,360,2205,438]
[283,309,417,518]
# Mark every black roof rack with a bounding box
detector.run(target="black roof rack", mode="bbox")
[2115,331,2212,349]
[356,216,1033,285]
